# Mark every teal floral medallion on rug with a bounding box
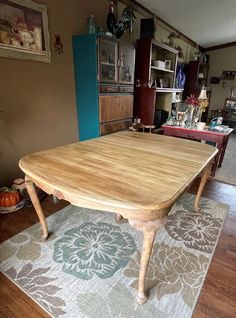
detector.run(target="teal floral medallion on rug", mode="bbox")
[0,193,229,318]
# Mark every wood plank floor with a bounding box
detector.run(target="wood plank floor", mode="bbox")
[0,179,235,318]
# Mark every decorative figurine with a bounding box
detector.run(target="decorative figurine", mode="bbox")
[54,34,63,54]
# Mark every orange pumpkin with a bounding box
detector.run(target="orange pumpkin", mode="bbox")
[0,187,21,207]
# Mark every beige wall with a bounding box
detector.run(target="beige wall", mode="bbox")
[206,46,236,110]
[118,2,196,63]
[0,0,197,186]
[0,0,108,186]
[154,26,196,64]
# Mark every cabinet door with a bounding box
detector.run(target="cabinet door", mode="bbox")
[99,95,133,122]
[98,38,118,83]
[119,43,135,84]
[134,87,156,125]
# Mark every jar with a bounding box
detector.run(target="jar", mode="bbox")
[87,15,96,34]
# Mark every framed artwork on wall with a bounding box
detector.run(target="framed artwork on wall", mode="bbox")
[210,76,221,84]
[0,0,51,63]
[222,71,235,81]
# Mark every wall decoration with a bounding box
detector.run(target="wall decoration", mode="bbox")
[222,71,235,81]
[210,76,221,84]
[54,34,63,54]
[161,33,184,61]
[0,0,51,63]
[106,1,136,39]
[167,32,178,47]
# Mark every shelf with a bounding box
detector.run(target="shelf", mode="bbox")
[156,88,184,93]
[151,66,174,73]
[101,62,115,66]
[151,40,179,54]
[134,38,180,125]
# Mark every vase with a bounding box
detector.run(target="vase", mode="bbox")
[191,107,202,128]
[175,103,188,127]
[185,105,194,127]
[198,108,203,122]
[87,15,96,34]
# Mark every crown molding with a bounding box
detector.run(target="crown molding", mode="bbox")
[204,42,236,52]
[119,0,198,48]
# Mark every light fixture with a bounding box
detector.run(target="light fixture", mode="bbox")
[198,86,207,100]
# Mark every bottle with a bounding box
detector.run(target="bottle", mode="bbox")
[87,15,95,34]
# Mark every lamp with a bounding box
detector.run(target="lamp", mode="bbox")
[198,86,207,100]
[197,86,209,123]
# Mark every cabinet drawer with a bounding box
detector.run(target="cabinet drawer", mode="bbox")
[100,86,119,93]
[165,129,205,140]
[99,95,133,122]
[163,127,221,143]
[168,130,198,139]
[119,86,134,93]
[100,119,132,135]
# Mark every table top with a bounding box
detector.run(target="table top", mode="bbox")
[19,132,217,221]
[162,125,234,136]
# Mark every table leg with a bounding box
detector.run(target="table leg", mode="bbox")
[218,136,229,167]
[211,137,223,177]
[115,213,123,222]
[129,217,168,304]
[195,163,212,211]
[25,175,48,241]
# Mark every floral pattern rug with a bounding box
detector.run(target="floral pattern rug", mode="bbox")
[0,193,229,318]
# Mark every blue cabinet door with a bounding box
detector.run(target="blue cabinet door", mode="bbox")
[73,34,100,141]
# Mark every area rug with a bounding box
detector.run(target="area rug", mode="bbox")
[0,193,229,318]
[213,132,236,185]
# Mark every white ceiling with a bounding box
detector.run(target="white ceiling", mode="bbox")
[138,0,236,48]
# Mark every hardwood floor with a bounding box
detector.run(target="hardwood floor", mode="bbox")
[191,180,236,318]
[0,179,235,317]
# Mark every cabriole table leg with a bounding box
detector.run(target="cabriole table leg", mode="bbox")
[115,213,123,222]
[129,216,168,304]
[195,162,213,211]
[25,175,48,241]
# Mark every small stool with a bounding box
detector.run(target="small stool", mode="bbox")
[139,125,156,133]
[129,123,156,133]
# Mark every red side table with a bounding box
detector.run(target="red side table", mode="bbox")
[162,125,234,176]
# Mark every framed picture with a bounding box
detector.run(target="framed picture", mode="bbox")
[164,59,171,70]
[210,76,221,84]
[0,0,51,63]
[222,71,235,81]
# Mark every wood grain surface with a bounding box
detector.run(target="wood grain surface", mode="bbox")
[19,132,218,221]
[99,95,133,122]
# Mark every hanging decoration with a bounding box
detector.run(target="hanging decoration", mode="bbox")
[162,32,185,61]
[168,32,178,47]
[54,34,63,54]
[106,1,136,38]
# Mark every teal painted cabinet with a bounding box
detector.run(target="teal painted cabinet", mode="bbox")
[73,34,135,141]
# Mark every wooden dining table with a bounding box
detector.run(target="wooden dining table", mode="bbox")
[19,131,218,305]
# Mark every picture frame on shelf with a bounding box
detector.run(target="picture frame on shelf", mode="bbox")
[0,0,51,63]
[164,59,171,70]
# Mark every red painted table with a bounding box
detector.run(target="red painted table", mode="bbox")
[162,125,234,176]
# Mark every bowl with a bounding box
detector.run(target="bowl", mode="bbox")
[153,60,165,69]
